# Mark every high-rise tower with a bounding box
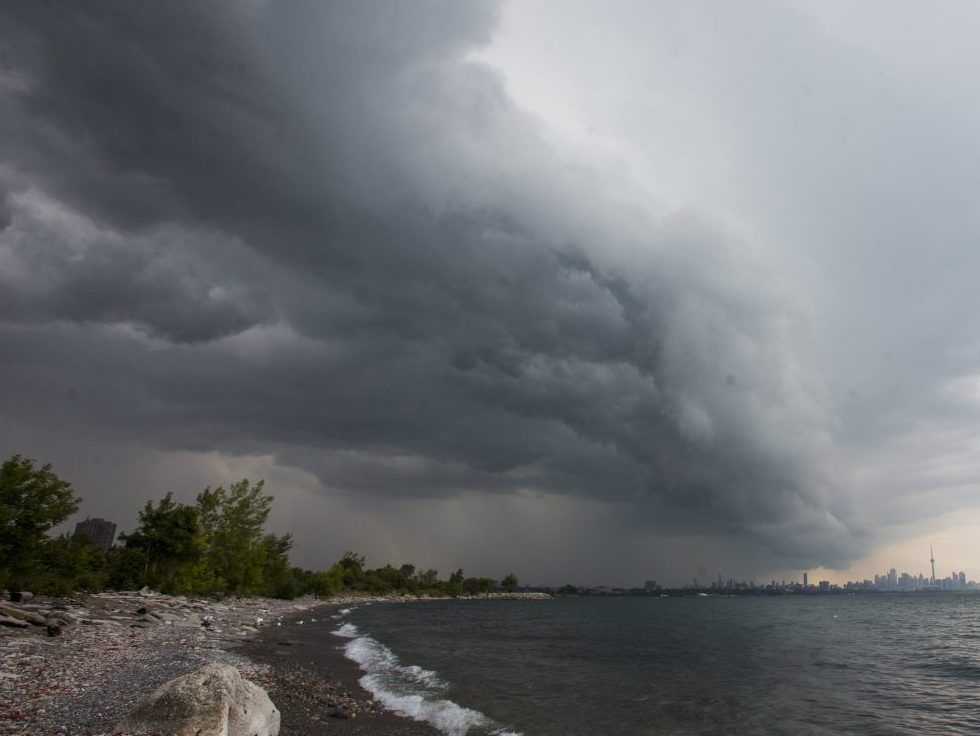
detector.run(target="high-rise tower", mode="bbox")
[73,517,117,550]
[930,546,936,585]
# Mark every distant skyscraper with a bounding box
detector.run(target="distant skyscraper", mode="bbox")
[959,571,967,589]
[73,517,117,550]
[803,572,808,588]
[930,546,936,585]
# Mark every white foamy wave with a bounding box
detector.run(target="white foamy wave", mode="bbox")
[339,607,353,615]
[361,675,493,736]
[405,663,446,689]
[341,633,520,736]
[332,622,360,638]
[345,636,446,689]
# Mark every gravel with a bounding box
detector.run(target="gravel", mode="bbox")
[0,591,317,735]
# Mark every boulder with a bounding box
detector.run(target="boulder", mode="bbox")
[9,592,33,603]
[113,663,279,736]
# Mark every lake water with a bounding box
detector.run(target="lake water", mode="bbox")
[332,594,980,735]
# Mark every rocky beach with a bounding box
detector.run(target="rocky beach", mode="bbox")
[0,590,549,735]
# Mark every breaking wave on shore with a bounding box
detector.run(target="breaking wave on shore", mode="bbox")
[332,614,519,736]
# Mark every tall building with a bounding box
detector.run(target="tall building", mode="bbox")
[960,571,967,589]
[73,517,117,550]
[930,546,936,585]
[803,572,808,588]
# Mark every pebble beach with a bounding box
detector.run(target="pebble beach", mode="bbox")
[0,590,547,735]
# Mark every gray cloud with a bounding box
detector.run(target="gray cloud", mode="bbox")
[7,0,947,581]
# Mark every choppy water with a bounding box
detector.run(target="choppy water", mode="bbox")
[332,594,980,735]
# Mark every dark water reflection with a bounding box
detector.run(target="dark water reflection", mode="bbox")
[348,594,980,735]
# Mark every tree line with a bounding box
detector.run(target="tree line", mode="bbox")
[0,455,519,599]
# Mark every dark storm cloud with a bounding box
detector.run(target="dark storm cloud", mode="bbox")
[0,192,269,342]
[0,0,863,568]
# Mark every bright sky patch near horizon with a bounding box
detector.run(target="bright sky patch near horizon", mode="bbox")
[2,1,980,586]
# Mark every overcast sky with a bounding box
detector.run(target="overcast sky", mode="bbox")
[3,1,980,586]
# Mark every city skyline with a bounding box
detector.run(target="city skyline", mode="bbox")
[635,546,977,592]
[628,545,975,593]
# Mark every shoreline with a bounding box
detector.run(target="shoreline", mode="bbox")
[239,602,442,735]
[0,591,546,734]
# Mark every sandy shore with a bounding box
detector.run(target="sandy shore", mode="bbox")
[0,591,546,734]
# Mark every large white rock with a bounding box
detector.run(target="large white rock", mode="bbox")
[113,663,280,736]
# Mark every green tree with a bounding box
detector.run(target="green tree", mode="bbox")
[417,568,440,590]
[448,568,465,597]
[462,576,495,595]
[121,493,205,592]
[306,564,344,598]
[260,533,297,599]
[197,480,272,596]
[337,551,366,589]
[399,563,417,593]
[105,546,150,591]
[0,455,80,591]
[501,573,519,591]
[32,534,108,595]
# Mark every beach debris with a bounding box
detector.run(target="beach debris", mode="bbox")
[113,663,280,736]
[0,604,47,627]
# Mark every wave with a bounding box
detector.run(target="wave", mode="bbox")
[331,623,519,736]
[333,621,360,638]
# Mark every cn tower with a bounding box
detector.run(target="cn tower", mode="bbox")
[930,546,936,585]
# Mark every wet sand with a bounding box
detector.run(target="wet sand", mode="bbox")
[239,604,441,735]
